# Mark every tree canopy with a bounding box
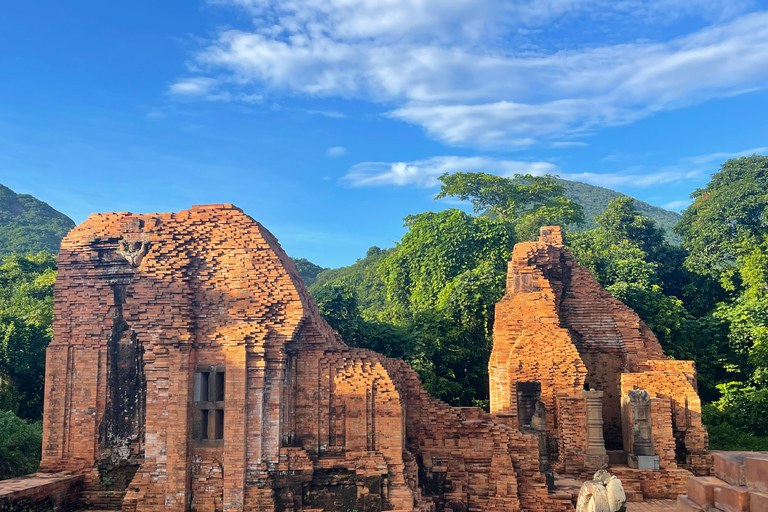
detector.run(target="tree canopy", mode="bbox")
[0,252,56,420]
[435,172,584,240]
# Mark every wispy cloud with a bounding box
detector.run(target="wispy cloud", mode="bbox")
[342,146,768,190]
[169,77,218,96]
[663,199,692,211]
[342,156,559,187]
[168,77,264,103]
[175,1,766,147]
[551,141,589,148]
[560,146,768,188]
[327,146,347,157]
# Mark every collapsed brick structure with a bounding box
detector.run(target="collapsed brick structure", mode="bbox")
[490,226,711,498]
[38,205,571,512]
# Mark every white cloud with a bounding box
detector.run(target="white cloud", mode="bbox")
[342,146,768,190]
[177,0,765,147]
[327,146,347,157]
[210,0,750,43]
[342,156,559,187]
[560,145,768,188]
[169,77,218,96]
[663,199,692,210]
[551,141,589,148]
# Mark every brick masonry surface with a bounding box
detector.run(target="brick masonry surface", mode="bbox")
[0,473,82,512]
[35,207,578,512]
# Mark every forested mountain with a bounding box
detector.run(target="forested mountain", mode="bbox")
[558,179,682,234]
[0,184,74,256]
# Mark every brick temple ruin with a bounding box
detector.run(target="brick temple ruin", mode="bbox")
[489,226,711,498]
[2,206,719,511]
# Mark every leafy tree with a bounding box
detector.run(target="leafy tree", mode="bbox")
[0,410,42,479]
[435,172,584,240]
[0,252,56,420]
[594,196,665,257]
[310,247,392,320]
[291,257,326,287]
[675,155,768,284]
[703,383,768,450]
[676,157,768,382]
[379,209,514,321]
[674,155,768,447]
[313,283,413,361]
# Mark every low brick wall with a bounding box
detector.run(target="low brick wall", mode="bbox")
[0,473,83,512]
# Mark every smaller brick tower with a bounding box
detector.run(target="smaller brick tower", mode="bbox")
[490,226,711,497]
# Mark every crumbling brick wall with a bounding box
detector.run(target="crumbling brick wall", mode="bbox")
[620,367,711,475]
[39,206,571,512]
[491,226,710,479]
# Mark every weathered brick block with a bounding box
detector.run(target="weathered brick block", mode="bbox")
[714,484,752,512]
[687,476,722,506]
[744,455,768,492]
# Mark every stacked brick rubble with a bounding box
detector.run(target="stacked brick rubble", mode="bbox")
[490,226,711,499]
[38,206,570,512]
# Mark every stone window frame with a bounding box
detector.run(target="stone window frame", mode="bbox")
[193,364,225,445]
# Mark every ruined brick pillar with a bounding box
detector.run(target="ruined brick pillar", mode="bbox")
[583,390,609,469]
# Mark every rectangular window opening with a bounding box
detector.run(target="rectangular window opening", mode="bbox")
[195,372,210,402]
[201,409,209,440]
[193,367,225,442]
[214,409,224,440]
[215,372,225,402]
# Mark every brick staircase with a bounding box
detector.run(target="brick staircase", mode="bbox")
[78,489,127,510]
[621,476,644,502]
[677,451,768,511]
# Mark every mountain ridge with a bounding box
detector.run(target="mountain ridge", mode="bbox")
[0,184,75,256]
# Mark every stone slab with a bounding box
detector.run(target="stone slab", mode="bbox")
[676,496,704,512]
[628,455,660,470]
[713,451,753,486]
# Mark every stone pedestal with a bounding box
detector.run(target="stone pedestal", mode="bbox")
[628,389,654,456]
[628,454,659,470]
[583,390,609,469]
[623,389,659,471]
[530,401,549,472]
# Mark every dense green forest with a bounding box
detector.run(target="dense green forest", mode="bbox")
[0,185,74,256]
[1,162,767,479]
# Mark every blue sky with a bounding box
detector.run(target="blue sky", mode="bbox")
[2,0,768,267]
